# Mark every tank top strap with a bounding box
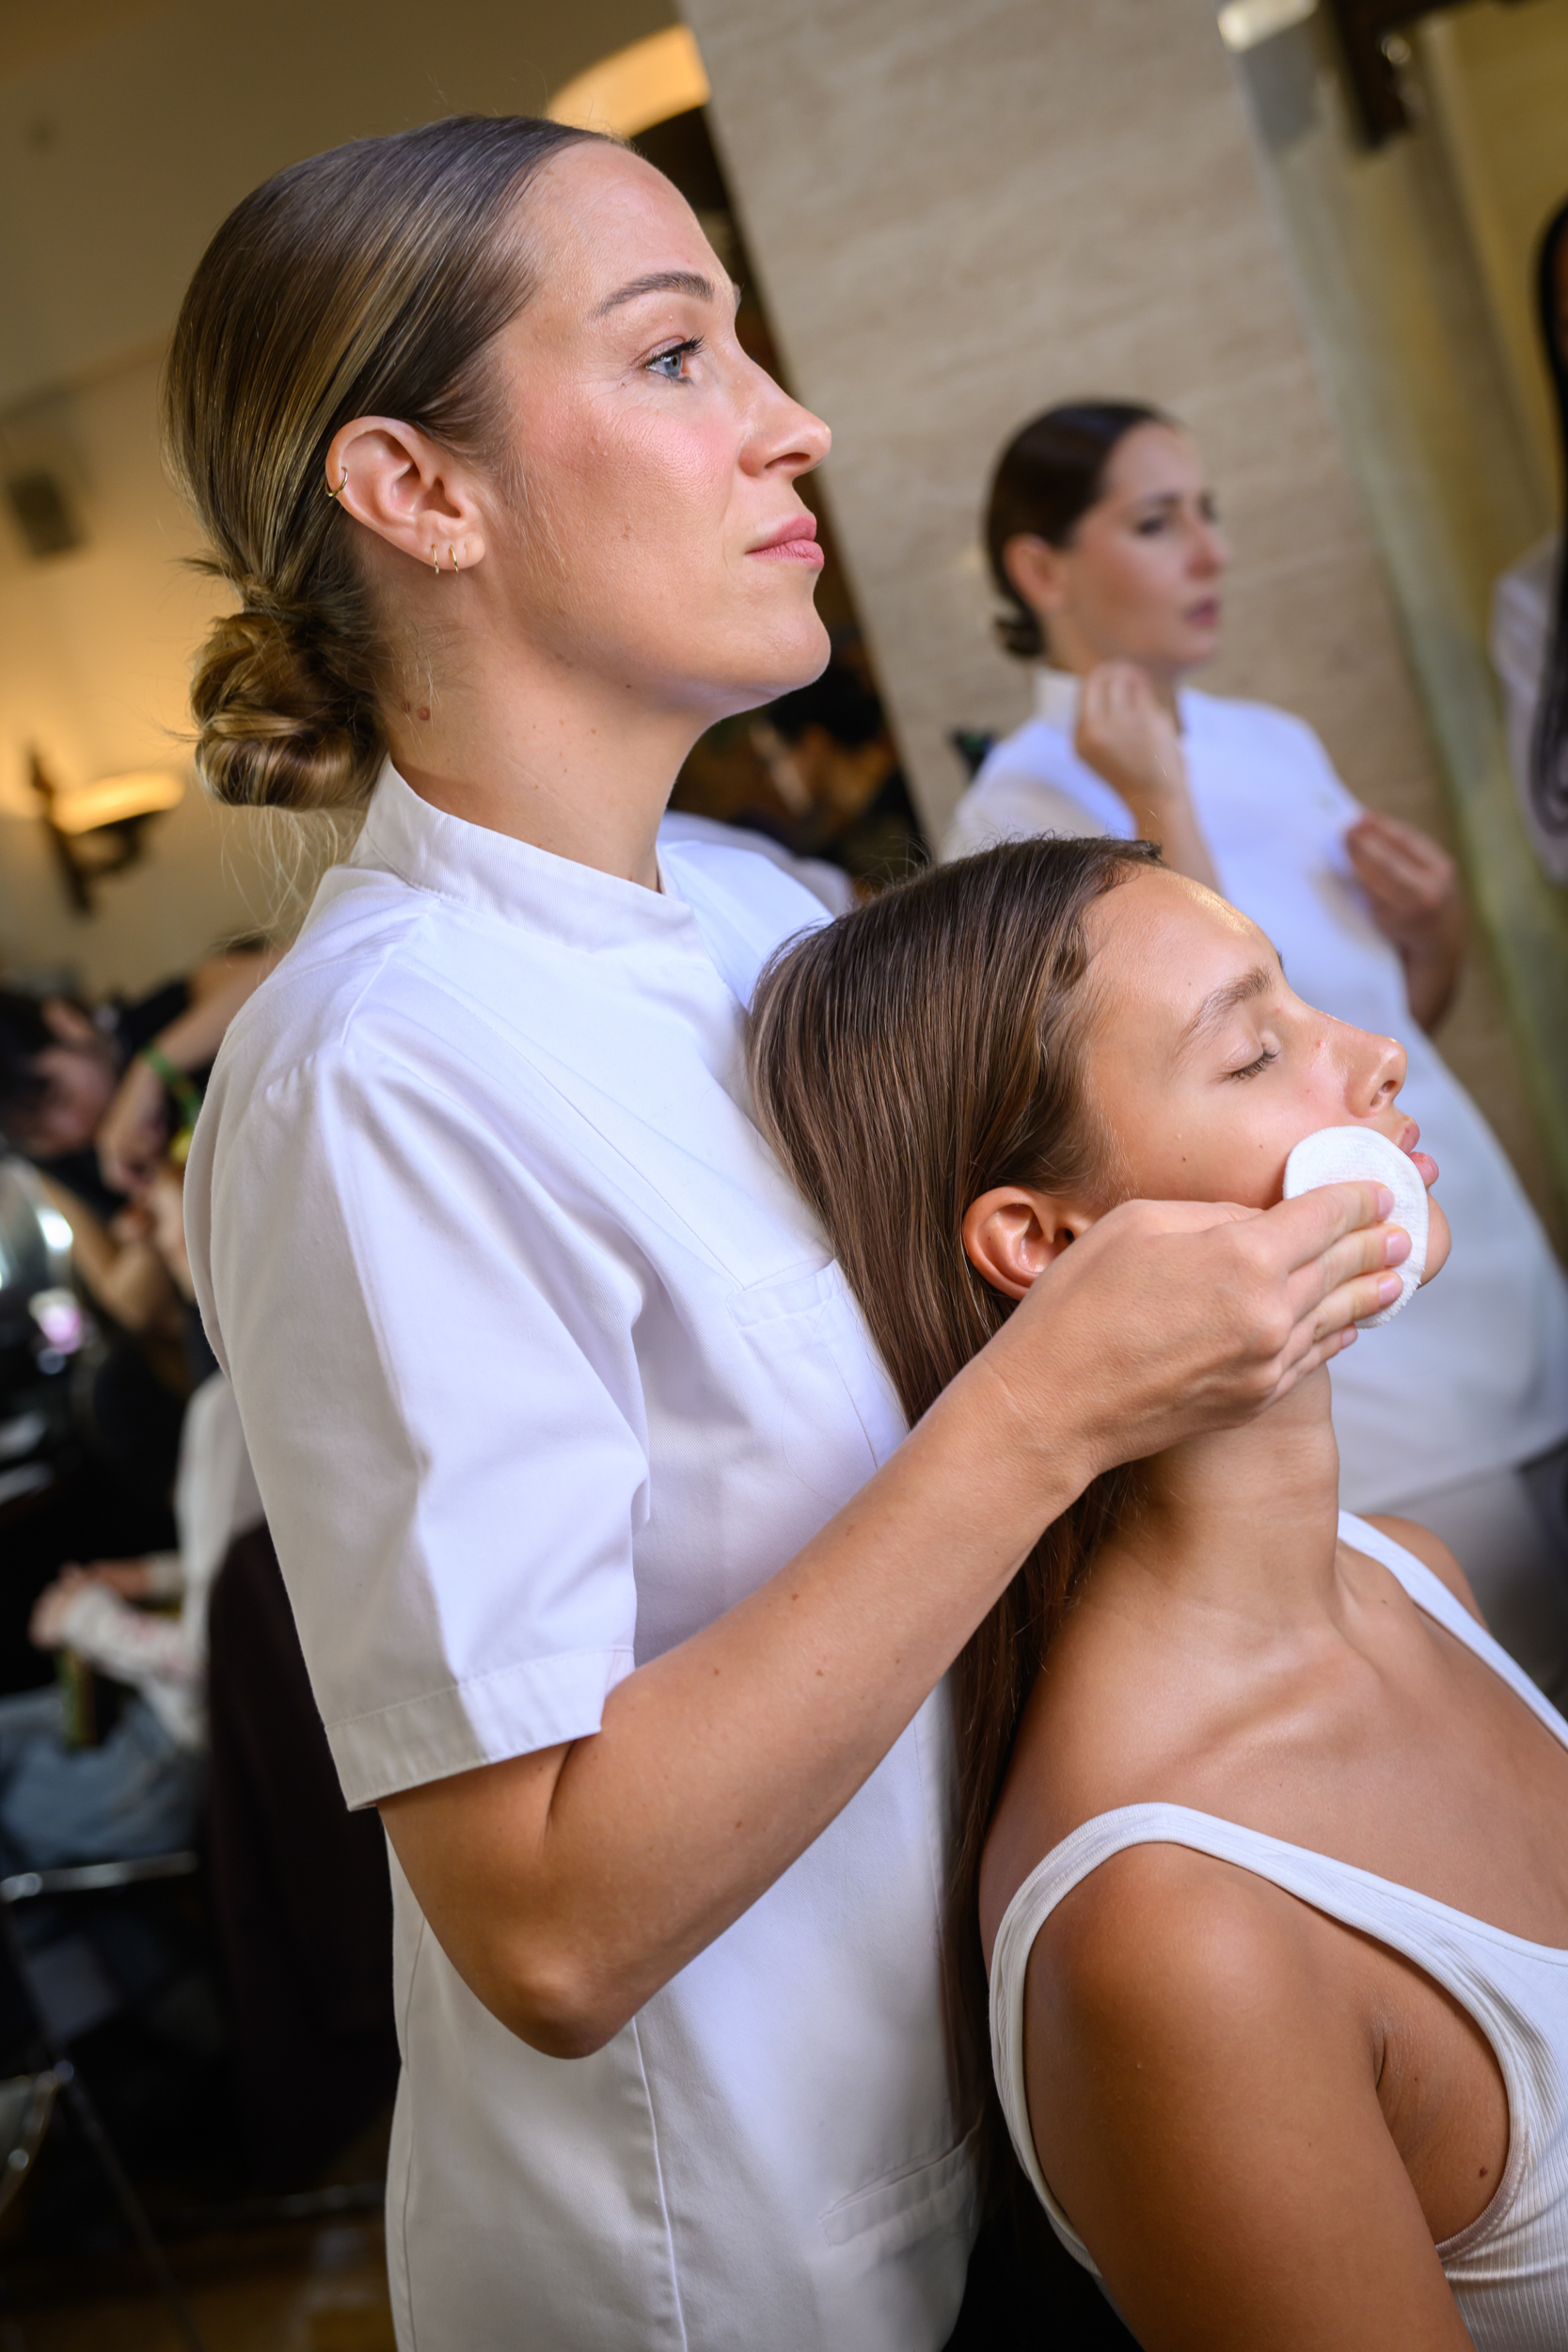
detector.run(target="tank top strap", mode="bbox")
[1338,1510,1568,1756]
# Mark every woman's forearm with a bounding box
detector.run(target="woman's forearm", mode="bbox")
[387,1351,1082,2055]
[1398,921,1464,1034]
[1128,792,1219,894]
[158,947,283,1072]
[381,1187,1404,2056]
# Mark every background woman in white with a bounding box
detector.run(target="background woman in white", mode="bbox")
[945,402,1568,1698]
[168,126,1406,2351]
[1491,194,1568,885]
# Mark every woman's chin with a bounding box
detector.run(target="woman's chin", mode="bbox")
[716,619,832,713]
[1420,1195,1451,1287]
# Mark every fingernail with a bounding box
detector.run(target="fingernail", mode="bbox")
[1384,1229,1410,1264]
[1375,1185,1394,1218]
[1377,1273,1402,1304]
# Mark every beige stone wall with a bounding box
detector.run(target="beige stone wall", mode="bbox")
[0,0,675,996]
[681,0,1561,1237]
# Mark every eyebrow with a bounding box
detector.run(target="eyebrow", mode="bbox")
[591,269,722,318]
[1175,962,1276,1058]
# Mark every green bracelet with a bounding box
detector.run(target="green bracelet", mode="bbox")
[140,1044,205,1128]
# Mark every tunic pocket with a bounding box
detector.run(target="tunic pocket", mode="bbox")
[819,2131,979,2257]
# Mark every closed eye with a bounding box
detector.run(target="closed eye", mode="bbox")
[1227,1045,1280,1081]
[646,336,704,381]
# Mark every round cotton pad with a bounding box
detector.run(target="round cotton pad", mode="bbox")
[1282,1124,1429,1329]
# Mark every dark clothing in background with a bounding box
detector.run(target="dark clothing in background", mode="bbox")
[205,1523,399,2181]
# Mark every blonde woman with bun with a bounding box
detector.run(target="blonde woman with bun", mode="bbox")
[167,121,1409,2351]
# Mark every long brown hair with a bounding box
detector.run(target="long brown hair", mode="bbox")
[165,115,605,815]
[747,836,1158,2182]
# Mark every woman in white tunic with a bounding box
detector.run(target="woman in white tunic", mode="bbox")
[945,403,1568,1697]
[166,125,1406,2351]
[1490,194,1568,885]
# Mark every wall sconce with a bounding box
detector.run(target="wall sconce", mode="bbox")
[1218,0,1533,145]
[28,750,183,914]
[546,26,710,139]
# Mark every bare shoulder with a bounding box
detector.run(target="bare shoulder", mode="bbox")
[1362,1514,1485,1627]
[1020,1840,1473,2351]
[1028,1838,1351,2070]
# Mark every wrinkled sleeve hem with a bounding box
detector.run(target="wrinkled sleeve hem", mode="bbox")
[325,1644,637,1810]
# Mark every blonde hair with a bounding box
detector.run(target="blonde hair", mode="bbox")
[164,115,604,814]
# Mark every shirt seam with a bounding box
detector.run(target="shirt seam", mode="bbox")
[396,1903,425,2352]
[627,2010,691,2352]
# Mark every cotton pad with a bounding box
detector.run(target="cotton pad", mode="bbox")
[1282,1124,1428,1329]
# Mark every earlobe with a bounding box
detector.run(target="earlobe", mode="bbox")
[961,1185,1092,1301]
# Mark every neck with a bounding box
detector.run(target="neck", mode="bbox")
[1098,1368,1345,1637]
[381,612,716,893]
[1048,640,1186,723]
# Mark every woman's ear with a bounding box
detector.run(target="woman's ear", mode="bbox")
[961,1185,1095,1301]
[1002,532,1069,621]
[326,415,489,576]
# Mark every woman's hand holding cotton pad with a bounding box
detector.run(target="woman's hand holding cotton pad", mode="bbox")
[1282,1126,1429,1328]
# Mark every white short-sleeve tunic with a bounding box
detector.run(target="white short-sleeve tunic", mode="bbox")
[942,670,1568,1513]
[184,764,974,2352]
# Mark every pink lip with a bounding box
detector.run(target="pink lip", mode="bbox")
[1398,1119,1438,1186]
[749,515,824,566]
[1186,600,1220,628]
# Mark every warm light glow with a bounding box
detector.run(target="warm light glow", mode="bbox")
[49,769,183,835]
[546,26,710,138]
[1217,0,1316,51]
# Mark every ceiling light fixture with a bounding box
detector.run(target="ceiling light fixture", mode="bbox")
[546,26,710,140]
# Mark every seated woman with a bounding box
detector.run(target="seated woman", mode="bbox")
[14,1154,263,1868]
[748,839,1567,2352]
[943,403,1568,1705]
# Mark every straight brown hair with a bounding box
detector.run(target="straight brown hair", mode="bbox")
[748,835,1159,2190]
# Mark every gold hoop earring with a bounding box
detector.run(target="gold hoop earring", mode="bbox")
[449,545,459,575]
[325,465,346,500]
[431,544,440,576]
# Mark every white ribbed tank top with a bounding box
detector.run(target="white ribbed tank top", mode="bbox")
[990,1512,1568,2351]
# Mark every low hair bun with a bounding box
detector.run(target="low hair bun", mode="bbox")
[993,605,1044,662]
[190,598,382,813]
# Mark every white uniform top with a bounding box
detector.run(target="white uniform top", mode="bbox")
[55,1372,262,1747]
[990,1514,1568,2352]
[1490,533,1568,887]
[184,763,974,2352]
[943,670,1568,1512]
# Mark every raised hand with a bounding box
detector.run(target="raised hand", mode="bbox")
[1344,812,1465,1032]
[1074,662,1219,890]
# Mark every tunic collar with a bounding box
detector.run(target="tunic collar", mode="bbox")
[1032,666,1193,735]
[352,758,701,957]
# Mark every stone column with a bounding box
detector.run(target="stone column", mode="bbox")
[680,0,1560,1228]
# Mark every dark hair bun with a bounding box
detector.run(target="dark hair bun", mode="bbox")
[191,599,382,812]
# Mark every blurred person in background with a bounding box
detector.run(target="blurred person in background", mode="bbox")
[666,658,926,905]
[5,1152,261,1868]
[1491,192,1568,887]
[944,402,1568,1696]
[0,943,279,1497]
[0,938,281,1216]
